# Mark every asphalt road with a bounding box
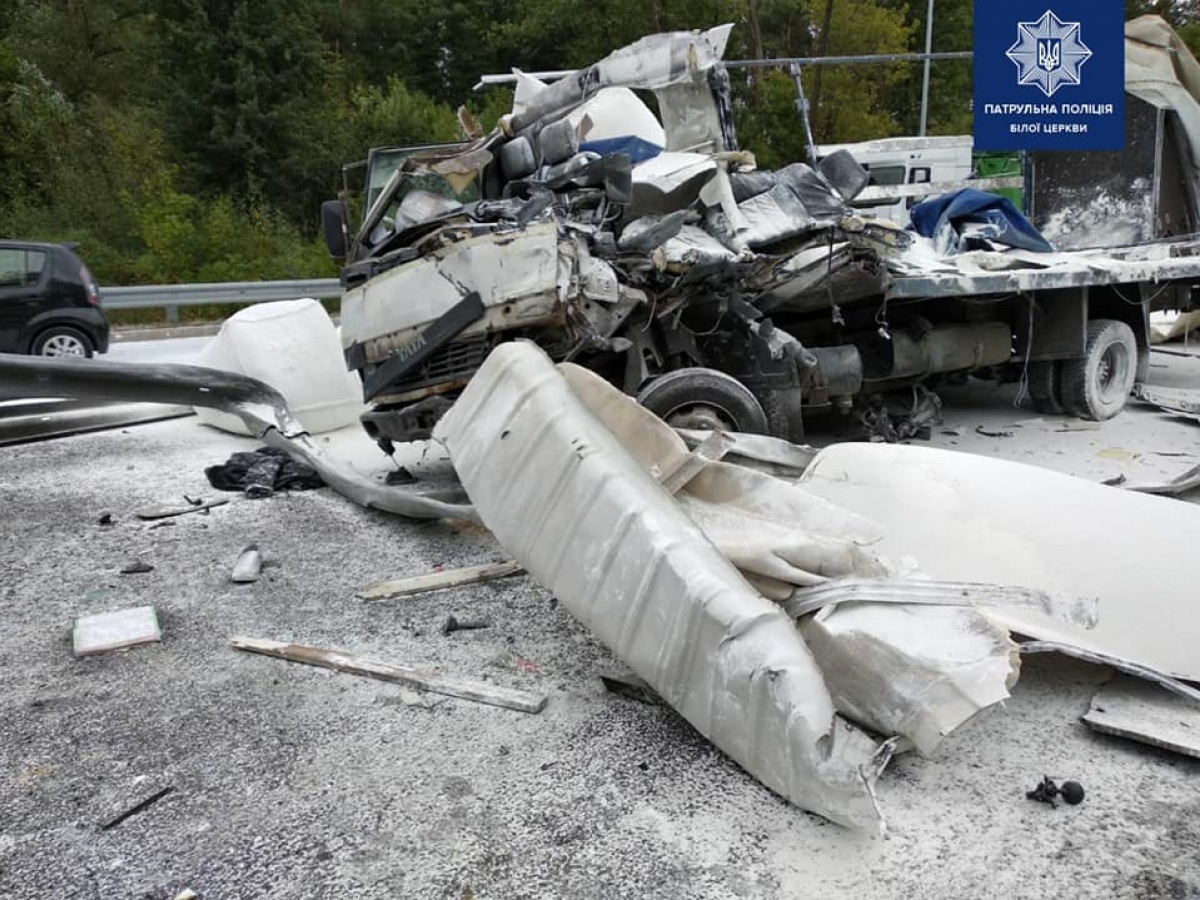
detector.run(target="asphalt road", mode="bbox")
[105,335,213,365]
[1,350,1199,898]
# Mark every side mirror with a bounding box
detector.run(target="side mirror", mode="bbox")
[321,199,349,261]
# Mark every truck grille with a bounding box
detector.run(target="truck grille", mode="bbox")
[376,335,492,396]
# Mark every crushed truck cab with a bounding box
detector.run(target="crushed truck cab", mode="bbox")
[328,22,1200,452]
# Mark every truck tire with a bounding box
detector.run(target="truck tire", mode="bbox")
[1060,319,1137,421]
[638,368,770,434]
[33,326,94,358]
[1026,360,1065,415]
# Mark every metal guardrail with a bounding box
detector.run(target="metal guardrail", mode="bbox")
[102,278,342,322]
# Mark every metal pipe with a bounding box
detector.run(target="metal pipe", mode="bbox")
[919,0,936,136]
[473,51,973,89]
[789,63,819,166]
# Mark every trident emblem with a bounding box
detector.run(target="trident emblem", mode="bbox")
[1037,39,1061,72]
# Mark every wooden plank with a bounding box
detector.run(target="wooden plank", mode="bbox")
[356,561,525,601]
[229,636,547,714]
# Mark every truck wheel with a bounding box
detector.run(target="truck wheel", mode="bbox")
[638,368,770,434]
[1060,319,1137,421]
[1026,360,1065,415]
[33,326,94,358]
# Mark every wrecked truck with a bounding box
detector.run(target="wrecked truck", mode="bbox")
[321,24,1200,451]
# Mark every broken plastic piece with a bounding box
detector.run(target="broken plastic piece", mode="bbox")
[231,545,263,583]
[73,606,161,657]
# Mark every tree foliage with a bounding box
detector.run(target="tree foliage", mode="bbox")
[1,0,1196,287]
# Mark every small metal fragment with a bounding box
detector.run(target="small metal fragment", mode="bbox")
[442,615,491,635]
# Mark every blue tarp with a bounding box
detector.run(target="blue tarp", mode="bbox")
[909,188,1053,254]
[579,136,662,165]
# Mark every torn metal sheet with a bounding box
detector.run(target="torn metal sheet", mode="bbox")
[800,603,1018,756]
[1019,641,1200,705]
[549,358,1018,762]
[1084,675,1200,759]
[781,578,1099,628]
[798,443,1200,681]
[657,225,739,272]
[558,363,890,597]
[1123,461,1200,496]
[340,219,562,371]
[675,428,817,477]
[434,342,889,830]
[629,152,718,216]
[507,25,733,140]
[1131,383,1200,430]
[0,354,477,522]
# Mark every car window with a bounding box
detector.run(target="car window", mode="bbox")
[864,165,906,186]
[0,249,47,288]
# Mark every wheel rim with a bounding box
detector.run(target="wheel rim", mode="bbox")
[662,404,738,432]
[40,334,87,357]
[1096,341,1131,403]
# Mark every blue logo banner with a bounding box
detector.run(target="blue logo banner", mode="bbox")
[974,1,1125,150]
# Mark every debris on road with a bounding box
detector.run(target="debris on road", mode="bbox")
[1122,461,1200,496]
[798,442,1200,683]
[438,341,964,830]
[1026,776,1085,809]
[231,544,264,583]
[99,785,174,831]
[1132,384,1200,424]
[135,497,229,520]
[975,425,1014,438]
[119,558,154,575]
[73,606,161,657]
[599,673,659,705]
[356,561,524,602]
[97,512,114,526]
[0,353,478,520]
[205,447,324,499]
[229,636,547,714]
[1084,675,1200,759]
[441,615,491,635]
[385,467,417,485]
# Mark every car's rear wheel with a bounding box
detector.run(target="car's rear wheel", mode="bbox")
[33,326,94,358]
[637,368,770,434]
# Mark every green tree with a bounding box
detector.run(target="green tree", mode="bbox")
[155,0,330,221]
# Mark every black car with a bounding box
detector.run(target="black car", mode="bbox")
[0,240,110,357]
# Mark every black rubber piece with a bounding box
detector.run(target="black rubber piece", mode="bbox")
[1026,360,1065,415]
[637,368,770,435]
[1060,319,1138,421]
[1060,781,1085,805]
